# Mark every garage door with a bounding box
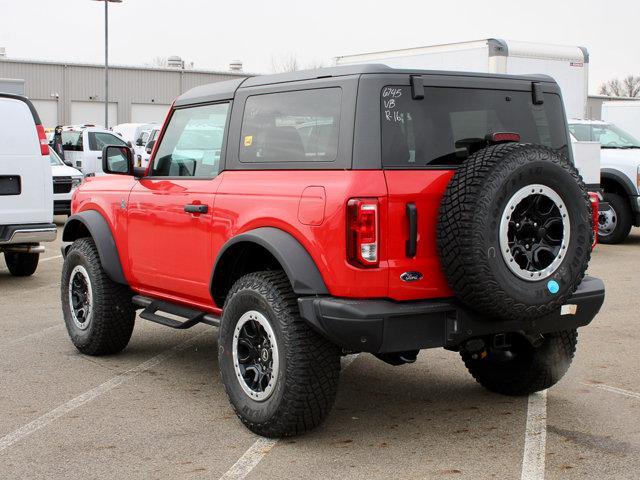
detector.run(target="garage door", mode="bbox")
[70,101,117,128]
[30,99,58,128]
[131,103,171,123]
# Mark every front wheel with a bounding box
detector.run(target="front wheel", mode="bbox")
[61,238,136,355]
[461,330,577,396]
[4,251,39,277]
[218,271,341,437]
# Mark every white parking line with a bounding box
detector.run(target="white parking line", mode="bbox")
[0,332,204,452]
[520,390,548,480]
[41,255,62,262]
[218,354,359,480]
[584,382,640,400]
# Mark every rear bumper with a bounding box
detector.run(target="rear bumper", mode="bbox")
[0,223,57,245]
[298,276,605,353]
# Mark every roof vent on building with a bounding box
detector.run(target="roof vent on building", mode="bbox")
[167,55,184,69]
[0,47,6,58]
[229,60,243,72]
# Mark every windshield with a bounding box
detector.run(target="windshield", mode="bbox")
[61,131,83,151]
[381,87,568,168]
[49,149,63,166]
[568,123,640,149]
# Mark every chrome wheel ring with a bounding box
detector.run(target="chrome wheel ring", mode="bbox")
[598,206,617,237]
[232,310,280,402]
[68,265,93,330]
[499,184,570,281]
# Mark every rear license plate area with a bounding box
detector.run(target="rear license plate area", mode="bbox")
[0,176,21,195]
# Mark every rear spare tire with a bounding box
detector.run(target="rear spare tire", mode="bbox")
[437,143,592,321]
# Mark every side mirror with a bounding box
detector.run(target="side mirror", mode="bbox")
[102,145,134,175]
[126,140,133,148]
[136,138,144,146]
[145,139,156,155]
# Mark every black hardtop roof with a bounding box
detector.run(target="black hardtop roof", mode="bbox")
[173,64,556,107]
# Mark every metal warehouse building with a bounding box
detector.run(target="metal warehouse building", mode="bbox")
[0,57,247,128]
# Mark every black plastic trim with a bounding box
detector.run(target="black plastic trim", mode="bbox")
[601,168,640,212]
[298,276,605,354]
[62,211,127,285]
[211,227,329,297]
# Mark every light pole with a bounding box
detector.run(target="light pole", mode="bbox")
[92,0,122,128]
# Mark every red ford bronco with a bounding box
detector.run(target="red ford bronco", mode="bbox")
[60,65,605,437]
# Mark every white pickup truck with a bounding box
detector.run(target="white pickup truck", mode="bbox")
[568,119,640,244]
[60,126,128,176]
[0,93,57,276]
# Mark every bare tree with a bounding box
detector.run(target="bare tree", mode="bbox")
[271,54,299,73]
[149,56,168,68]
[599,75,640,97]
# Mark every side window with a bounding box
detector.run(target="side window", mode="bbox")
[88,132,127,151]
[239,88,341,163]
[151,103,229,178]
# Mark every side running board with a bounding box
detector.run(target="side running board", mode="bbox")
[132,295,220,329]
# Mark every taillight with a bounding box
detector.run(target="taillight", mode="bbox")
[588,192,599,249]
[347,198,379,267]
[36,124,49,155]
[486,132,521,143]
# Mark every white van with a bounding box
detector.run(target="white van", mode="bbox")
[60,126,128,176]
[0,93,56,276]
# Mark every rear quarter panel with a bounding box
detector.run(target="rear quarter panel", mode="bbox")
[213,170,389,299]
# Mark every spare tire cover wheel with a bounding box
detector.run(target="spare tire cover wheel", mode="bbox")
[437,143,592,321]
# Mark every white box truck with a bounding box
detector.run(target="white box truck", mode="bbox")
[601,100,640,140]
[335,39,589,119]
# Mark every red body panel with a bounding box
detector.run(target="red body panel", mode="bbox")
[72,167,457,312]
[384,170,455,300]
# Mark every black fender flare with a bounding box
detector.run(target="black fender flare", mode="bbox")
[62,210,128,285]
[211,227,329,297]
[601,168,638,197]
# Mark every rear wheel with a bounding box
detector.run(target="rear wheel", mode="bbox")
[598,192,632,244]
[218,271,341,437]
[461,330,577,395]
[4,252,39,277]
[61,238,135,355]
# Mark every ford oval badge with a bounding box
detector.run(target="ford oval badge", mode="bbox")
[400,271,423,282]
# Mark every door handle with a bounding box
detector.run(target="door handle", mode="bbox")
[406,202,417,258]
[184,204,208,214]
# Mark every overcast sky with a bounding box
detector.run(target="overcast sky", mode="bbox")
[1,0,638,93]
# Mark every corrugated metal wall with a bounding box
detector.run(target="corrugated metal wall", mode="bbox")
[0,59,246,126]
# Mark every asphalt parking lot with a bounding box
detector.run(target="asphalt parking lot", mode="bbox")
[0,219,638,480]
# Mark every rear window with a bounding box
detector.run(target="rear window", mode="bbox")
[380,87,568,168]
[61,131,83,151]
[239,88,341,163]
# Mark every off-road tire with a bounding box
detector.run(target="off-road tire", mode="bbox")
[61,237,135,355]
[218,271,341,437]
[437,143,592,321]
[4,252,39,276]
[461,330,578,395]
[599,192,632,244]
